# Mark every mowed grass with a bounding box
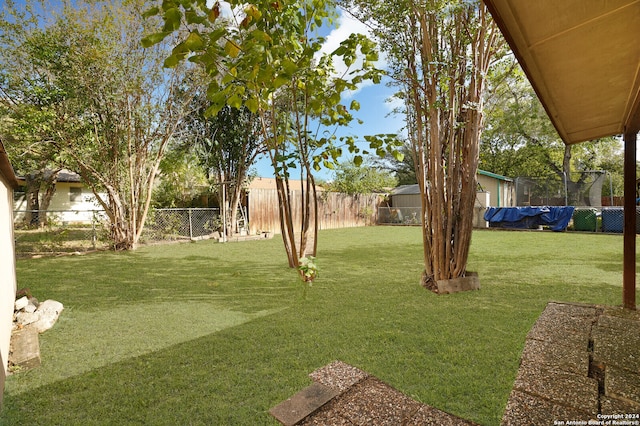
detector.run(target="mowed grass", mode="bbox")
[2,227,636,425]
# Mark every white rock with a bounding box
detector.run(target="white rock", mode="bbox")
[16,311,40,326]
[33,300,64,333]
[14,296,29,311]
[24,303,38,314]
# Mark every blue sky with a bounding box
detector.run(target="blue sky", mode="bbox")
[252,11,406,181]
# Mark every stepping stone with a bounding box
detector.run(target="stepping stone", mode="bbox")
[269,382,339,426]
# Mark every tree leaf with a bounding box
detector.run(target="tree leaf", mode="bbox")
[251,30,272,43]
[245,97,259,113]
[163,8,182,32]
[142,6,159,19]
[282,58,298,75]
[353,155,363,167]
[163,54,181,68]
[184,31,205,51]
[245,4,262,20]
[141,32,171,48]
[228,94,242,109]
[208,3,221,22]
[224,40,241,58]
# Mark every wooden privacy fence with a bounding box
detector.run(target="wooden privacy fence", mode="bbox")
[247,189,382,234]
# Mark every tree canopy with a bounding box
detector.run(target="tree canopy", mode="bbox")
[0,0,195,249]
[324,158,398,194]
[146,0,401,274]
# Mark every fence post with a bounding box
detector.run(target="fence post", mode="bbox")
[188,208,193,239]
[92,217,97,250]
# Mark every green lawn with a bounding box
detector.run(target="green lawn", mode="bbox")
[1,227,635,425]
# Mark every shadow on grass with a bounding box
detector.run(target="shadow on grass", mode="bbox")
[5,304,286,397]
[5,227,632,425]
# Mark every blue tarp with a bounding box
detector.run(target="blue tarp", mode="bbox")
[484,206,575,232]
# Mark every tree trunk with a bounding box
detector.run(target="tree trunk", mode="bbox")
[38,169,60,227]
[24,172,42,227]
[406,2,497,291]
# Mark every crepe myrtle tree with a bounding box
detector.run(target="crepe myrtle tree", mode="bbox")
[0,0,197,249]
[345,0,502,290]
[144,0,402,274]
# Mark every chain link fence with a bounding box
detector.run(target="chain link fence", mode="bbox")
[13,210,110,256]
[515,171,612,207]
[377,207,422,225]
[13,208,224,256]
[143,208,221,241]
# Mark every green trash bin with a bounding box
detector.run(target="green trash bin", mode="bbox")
[573,208,598,231]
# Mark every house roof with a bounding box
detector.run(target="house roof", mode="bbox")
[484,0,640,144]
[391,170,512,196]
[16,169,82,185]
[391,184,420,196]
[0,140,19,189]
[478,169,513,182]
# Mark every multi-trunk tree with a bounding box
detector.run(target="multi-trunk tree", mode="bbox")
[146,0,400,275]
[346,0,502,290]
[180,88,263,236]
[0,0,196,249]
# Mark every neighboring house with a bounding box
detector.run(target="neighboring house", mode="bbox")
[476,170,515,208]
[390,170,515,209]
[387,170,515,228]
[0,140,19,408]
[14,170,105,224]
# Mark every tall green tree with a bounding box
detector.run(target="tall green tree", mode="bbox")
[324,158,398,194]
[346,0,502,290]
[180,87,263,236]
[146,0,400,275]
[0,0,195,249]
[481,56,627,203]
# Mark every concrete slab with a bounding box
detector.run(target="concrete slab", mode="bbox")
[407,404,479,425]
[520,338,590,376]
[306,377,423,426]
[600,396,640,416]
[513,364,599,414]
[592,322,640,372]
[605,366,640,402]
[269,382,339,426]
[503,302,640,425]
[501,389,595,426]
[526,309,594,346]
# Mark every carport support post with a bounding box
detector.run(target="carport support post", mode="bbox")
[623,130,636,310]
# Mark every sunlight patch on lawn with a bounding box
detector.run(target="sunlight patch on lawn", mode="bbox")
[5,302,285,395]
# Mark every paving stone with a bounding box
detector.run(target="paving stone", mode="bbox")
[544,302,600,319]
[513,364,599,414]
[592,322,640,372]
[520,338,590,376]
[605,366,640,402]
[600,396,640,416]
[407,404,479,425]
[526,306,594,347]
[602,305,640,322]
[501,389,595,426]
[318,377,422,426]
[308,360,369,392]
[269,382,339,426]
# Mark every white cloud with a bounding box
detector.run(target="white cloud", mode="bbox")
[317,11,389,98]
